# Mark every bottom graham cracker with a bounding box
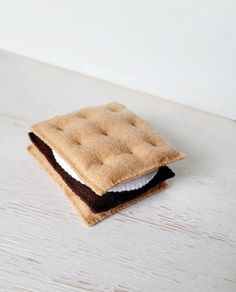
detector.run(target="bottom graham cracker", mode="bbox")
[28,144,168,226]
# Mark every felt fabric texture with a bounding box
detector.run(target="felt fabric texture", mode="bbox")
[29,132,175,213]
[53,148,159,192]
[28,144,168,226]
[31,102,185,195]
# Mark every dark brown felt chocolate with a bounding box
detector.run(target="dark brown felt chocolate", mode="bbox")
[29,132,175,213]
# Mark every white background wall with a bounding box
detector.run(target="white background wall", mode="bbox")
[0,0,235,119]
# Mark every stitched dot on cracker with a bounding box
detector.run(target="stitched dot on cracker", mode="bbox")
[27,102,185,226]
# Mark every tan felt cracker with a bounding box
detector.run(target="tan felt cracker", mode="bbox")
[31,102,185,195]
[28,145,168,226]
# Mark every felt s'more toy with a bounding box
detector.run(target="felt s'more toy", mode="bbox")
[28,102,185,226]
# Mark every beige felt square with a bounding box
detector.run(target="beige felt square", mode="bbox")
[28,145,168,226]
[31,102,185,195]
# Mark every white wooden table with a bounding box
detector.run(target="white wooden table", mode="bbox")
[0,50,235,292]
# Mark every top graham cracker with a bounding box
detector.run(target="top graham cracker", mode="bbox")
[31,102,185,195]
